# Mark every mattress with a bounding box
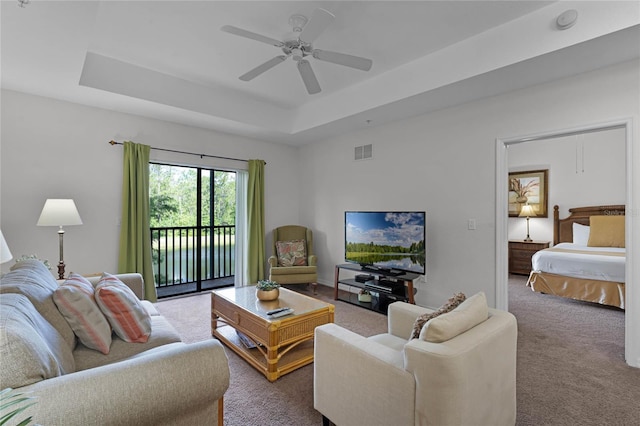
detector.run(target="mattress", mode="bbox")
[531,242,625,283]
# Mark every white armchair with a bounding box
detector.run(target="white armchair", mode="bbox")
[314,295,517,426]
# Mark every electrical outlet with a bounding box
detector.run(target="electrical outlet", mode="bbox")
[468,219,477,230]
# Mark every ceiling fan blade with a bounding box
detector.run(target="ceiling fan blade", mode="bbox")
[299,8,335,44]
[297,60,321,94]
[239,56,287,81]
[312,49,373,71]
[221,25,284,47]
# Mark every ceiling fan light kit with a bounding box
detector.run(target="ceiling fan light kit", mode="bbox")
[221,8,373,94]
[288,14,308,33]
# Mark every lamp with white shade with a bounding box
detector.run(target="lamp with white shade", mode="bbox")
[37,199,83,279]
[0,230,13,264]
[518,203,536,242]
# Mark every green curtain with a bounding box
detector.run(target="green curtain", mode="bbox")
[118,141,156,302]
[247,159,265,284]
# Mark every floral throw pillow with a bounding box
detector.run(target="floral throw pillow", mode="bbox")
[410,292,466,340]
[275,240,307,267]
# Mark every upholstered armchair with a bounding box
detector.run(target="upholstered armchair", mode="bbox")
[314,294,518,426]
[268,225,318,293]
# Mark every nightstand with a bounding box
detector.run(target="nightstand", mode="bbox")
[508,240,550,275]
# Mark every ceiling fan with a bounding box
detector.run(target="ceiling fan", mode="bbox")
[221,8,373,95]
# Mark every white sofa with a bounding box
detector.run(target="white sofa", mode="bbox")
[314,296,517,426]
[0,259,229,425]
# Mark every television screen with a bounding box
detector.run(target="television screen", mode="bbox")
[345,211,426,275]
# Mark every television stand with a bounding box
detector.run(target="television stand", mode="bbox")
[334,263,419,314]
[361,266,403,277]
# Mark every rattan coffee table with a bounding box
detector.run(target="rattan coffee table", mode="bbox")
[211,286,334,382]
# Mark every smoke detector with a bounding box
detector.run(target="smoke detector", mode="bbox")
[556,10,578,30]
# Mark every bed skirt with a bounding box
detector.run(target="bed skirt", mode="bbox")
[526,271,625,309]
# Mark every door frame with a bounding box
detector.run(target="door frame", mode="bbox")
[495,118,637,368]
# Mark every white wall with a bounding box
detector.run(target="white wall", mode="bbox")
[0,90,301,277]
[299,59,639,309]
[507,128,626,243]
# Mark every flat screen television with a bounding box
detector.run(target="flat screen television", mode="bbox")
[345,211,426,275]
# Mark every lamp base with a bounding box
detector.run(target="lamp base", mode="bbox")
[57,261,65,280]
[523,237,533,242]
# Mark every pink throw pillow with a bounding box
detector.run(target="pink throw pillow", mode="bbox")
[53,273,112,354]
[95,273,151,343]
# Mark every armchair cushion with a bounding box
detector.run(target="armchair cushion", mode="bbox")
[275,239,307,266]
[419,291,489,343]
[410,292,466,339]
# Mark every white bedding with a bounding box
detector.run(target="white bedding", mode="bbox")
[531,242,626,283]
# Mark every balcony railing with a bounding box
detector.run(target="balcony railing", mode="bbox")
[150,225,235,295]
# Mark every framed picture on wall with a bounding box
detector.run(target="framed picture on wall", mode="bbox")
[508,169,548,217]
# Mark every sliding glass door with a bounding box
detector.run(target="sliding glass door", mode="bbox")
[149,163,236,298]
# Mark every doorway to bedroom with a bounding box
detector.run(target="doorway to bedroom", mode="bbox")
[496,119,637,367]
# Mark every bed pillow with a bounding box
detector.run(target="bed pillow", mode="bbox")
[588,215,625,248]
[410,292,466,339]
[275,240,307,267]
[572,223,590,246]
[53,273,112,354]
[95,273,151,343]
[419,292,489,343]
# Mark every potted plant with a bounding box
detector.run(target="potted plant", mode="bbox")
[358,288,372,303]
[256,280,280,301]
[0,388,36,426]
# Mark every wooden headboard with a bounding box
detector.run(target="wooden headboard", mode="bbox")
[554,204,626,245]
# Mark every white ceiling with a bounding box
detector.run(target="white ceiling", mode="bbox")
[2,1,639,145]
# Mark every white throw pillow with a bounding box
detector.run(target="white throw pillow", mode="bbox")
[573,223,590,246]
[420,292,489,343]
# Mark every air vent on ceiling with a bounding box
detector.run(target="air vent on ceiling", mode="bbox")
[354,144,373,161]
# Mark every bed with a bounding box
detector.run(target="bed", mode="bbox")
[526,204,626,309]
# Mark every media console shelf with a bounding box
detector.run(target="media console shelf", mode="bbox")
[334,263,418,314]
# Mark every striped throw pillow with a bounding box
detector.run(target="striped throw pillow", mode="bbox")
[53,273,112,354]
[95,273,151,343]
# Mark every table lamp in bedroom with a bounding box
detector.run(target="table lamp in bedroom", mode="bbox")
[519,203,536,242]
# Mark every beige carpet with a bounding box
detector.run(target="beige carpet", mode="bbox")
[156,285,386,426]
[156,279,640,426]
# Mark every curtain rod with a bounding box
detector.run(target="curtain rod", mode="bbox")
[108,140,264,164]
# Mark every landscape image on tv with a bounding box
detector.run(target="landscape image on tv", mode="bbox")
[345,211,426,274]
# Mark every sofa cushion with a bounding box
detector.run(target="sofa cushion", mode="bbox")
[276,240,307,267]
[0,294,75,388]
[73,315,182,371]
[54,274,112,354]
[95,273,152,343]
[1,259,76,349]
[420,292,489,343]
[410,292,466,339]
